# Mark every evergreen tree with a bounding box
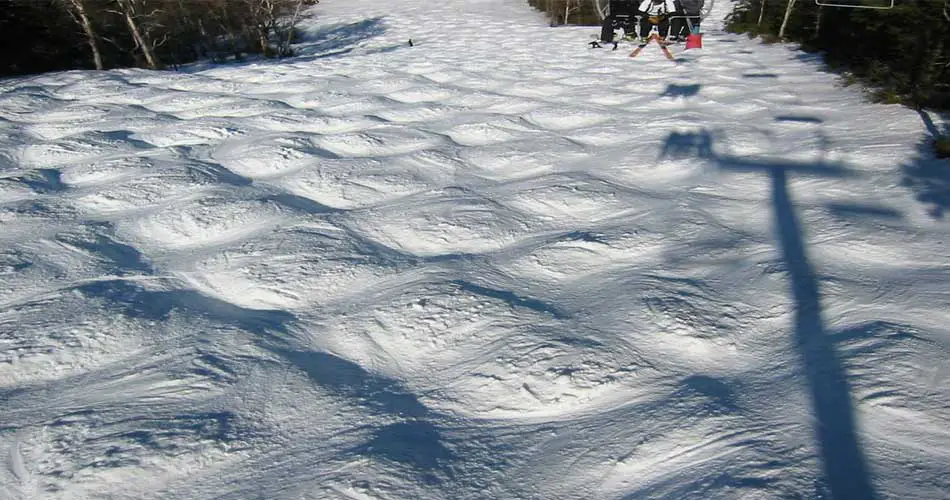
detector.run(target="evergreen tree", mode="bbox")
[0,0,88,75]
[727,0,950,108]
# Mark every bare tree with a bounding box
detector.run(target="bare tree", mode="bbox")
[61,0,104,69]
[202,0,245,60]
[593,0,606,20]
[563,0,581,24]
[241,0,310,58]
[277,0,310,57]
[244,0,276,56]
[5,0,320,75]
[778,0,796,38]
[112,0,164,68]
[757,0,766,27]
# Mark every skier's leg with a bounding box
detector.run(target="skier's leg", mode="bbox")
[601,15,616,42]
[671,15,684,40]
[639,17,652,42]
[628,17,640,38]
[658,17,670,39]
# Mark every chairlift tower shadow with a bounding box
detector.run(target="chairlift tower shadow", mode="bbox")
[767,167,877,500]
[663,128,879,499]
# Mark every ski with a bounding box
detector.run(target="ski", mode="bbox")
[626,33,676,61]
[660,44,675,60]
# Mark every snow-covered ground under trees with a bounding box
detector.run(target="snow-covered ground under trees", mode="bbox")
[1,0,949,498]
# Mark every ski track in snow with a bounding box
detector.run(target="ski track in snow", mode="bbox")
[1,0,950,498]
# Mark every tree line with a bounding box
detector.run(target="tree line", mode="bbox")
[1,0,317,77]
[528,0,603,25]
[528,0,950,110]
[726,0,950,109]
[9,0,945,112]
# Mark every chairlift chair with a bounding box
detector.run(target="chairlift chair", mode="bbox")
[596,0,715,42]
[598,0,642,42]
[814,0,894,9]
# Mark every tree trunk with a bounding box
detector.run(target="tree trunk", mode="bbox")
[280,0,305,57]
[259,28,270,56]
[118,0,159,69]
[594,0,606,20]
[779,0,797,39]
[66,0,104,70]
[757,0,766,27]
[910,28,933,107]
[247,0,277,56]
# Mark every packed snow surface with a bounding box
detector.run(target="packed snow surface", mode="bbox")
[2,0,949,498]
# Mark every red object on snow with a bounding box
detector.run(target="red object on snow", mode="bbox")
[685,32,703,49]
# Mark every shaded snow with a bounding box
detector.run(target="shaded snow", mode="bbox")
[1,0,949,499]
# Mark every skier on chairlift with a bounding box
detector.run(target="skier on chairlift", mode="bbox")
[670,0,686,42]
[638,0,678,44]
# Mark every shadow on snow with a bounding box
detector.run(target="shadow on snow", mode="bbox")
[274,348,455,476]
[180,17,389,72]
[661,83,702,98]
[356,421,454,481]
[68,274,454,475]
[56,227,153,275]
[901,109,950,218]
[659,125,879,499]
[293,17,390,62]
[276,349,428,418]
[775,115,824,124]
[3,167,67,194]
[75,279,295,341]
[452,279,570,320]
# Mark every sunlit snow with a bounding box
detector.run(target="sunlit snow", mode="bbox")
[1,0,949,498]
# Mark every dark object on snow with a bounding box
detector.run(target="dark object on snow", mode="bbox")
[680,0,704,15]
[671,0,686,41]
[408,39,414,47]
[600,0,641,42]
[676,0,704,38]
[589,40,620,50]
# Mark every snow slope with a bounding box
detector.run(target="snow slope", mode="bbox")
[2,0,949,498]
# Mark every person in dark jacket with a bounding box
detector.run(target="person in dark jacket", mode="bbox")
[669,0,685,42]
[679,0,704,36]
[638,0,678,42]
